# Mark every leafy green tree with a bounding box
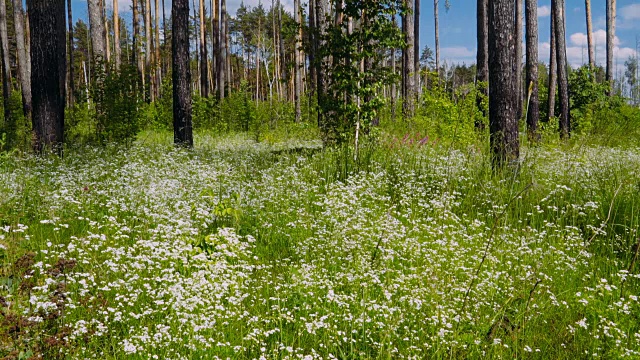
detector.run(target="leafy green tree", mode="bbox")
[318,0,405,145]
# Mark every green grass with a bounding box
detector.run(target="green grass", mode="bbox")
[1,130,639,359]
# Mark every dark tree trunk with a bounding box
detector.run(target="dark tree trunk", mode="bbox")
[198,0,208,97]
[172,0,193,147]
[308,0,316,97]
[515,0,523,119]
[489,0,518,166]
[553,0,569,139]
[525,0,539,142]
[476,0,488,130]
[547,9,556,121]
[27,0,66,153]
[0,0,11,128]
[66,0,74,106]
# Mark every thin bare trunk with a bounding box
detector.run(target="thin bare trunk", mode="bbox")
[525,0,539,141]
[414,0,420,95]
[434,0,439,76]
[220,0,227,99]
[102,0,111,64]
[144,0,154,101]
[294,0,302,121]
[606,0,616,94]
[547,9,556,121]
[0,0,10,127]
[585,0,594,69]
[198,0,209,96]
[114,0,121,69]
[476,0,488,129]
[155,0,162,93]
[515,0,523,118]
[553,0,569,139]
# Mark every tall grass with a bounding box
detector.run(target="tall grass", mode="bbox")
[1,130,639,359]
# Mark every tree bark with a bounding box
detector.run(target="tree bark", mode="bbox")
[88,0,107,69]
[553,0,569,139]
[0,0,10,130]
[27,0,66,153]
[172,0,193,146]
[0,0,11,84]
[476,0,488,129]
[155,0,161,91]
[606,0,616,94]
[198,0,209,97]
[220,0,227,99]
[489,0,518,166]
[12,0,31,116]
[144,0,154,101]
[102,0,111,64]
[585,0,594,69]
[547,8,556,121]
[525,0,539,142]
[515,0,523,119]
[434,0,439,76]
[403,0,415,118]
[414,0,420,96]
[114,0,121,70]
[294,0,302,122]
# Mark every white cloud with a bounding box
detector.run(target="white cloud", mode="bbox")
[569,29,620,48]
[538,40,637,68]
[619,3,640,21]
[538,5,551,18]
[441,46,475,58]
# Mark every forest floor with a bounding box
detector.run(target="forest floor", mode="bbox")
[1,131,640,359]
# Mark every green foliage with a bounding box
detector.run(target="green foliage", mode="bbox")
[96,64,143,144]
[384,80,483,148]
[319,0,405,145]
[0,90,30,152]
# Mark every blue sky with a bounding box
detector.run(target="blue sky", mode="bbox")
[73,0,640,70]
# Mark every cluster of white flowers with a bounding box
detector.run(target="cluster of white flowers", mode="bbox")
[0,137,639,358]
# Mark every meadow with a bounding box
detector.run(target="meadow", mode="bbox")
[1,129,640,359]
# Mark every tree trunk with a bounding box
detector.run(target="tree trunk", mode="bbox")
[585,0,594,69]
[13,0,31,117]
[434,0,439,77]
[212,0,218,95]
[553,0,569,139]
[294,0,302,121]
[155,0,162,94]
[515,0,523,119]
[220,0,227,99]
[489,0,518,166]
[144,0,154,101]
[0,0,10,130]
[315,0,328,128]
[172,0,193,146]
[198,0,208,97]
[114,0,121,70]
[308,0,316,96]
[414,0,420,96]
[547,9,556,121]
[403,0,415,118]
[606,0,616,94]
[0,0,11,84]
[525,0,539,142]
[391,16,397,122]
[102,0,111,64]
[88,0,107,68]
[278,0,287,100]
[132,0,139,70]
[27,0,66,153]
[476,0,488,129]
